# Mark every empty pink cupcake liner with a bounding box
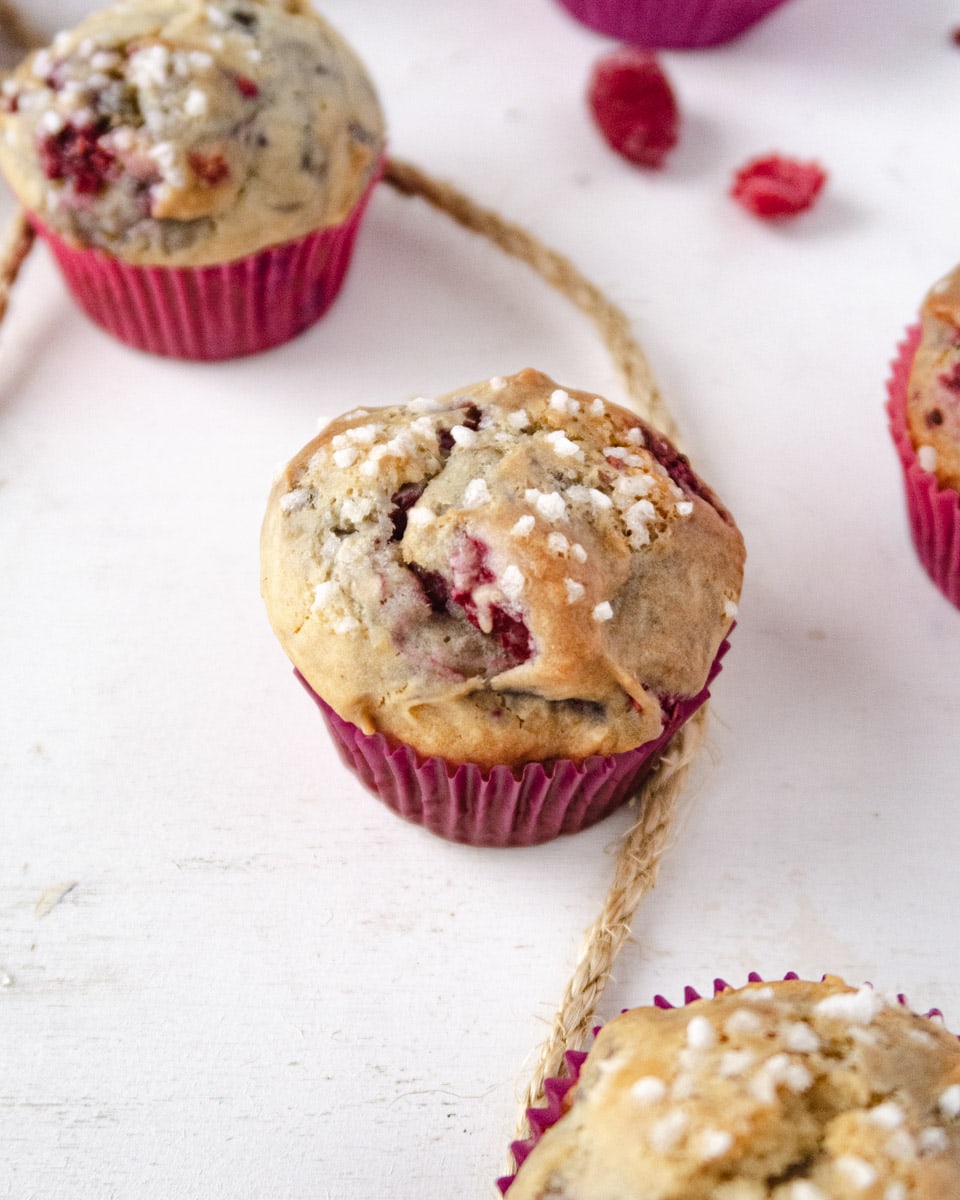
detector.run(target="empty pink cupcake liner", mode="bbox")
[497,971,949,1194]
[887,325,960,609]
[30,157,382,361]
[296,639,728,848]
[553,0,791,48]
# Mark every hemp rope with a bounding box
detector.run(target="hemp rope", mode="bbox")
[383,157,679,445]
[0,66,705,1159]
[381,158,707,1174]
[0,2,43,56]
[0,206,33,328]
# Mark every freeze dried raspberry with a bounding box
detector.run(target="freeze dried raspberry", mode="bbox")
[449,535,534,664]
[39,124,115,194]
[188,150,230,186]
[587,47,679,169]
[234,75,260,98]
[730,154,826,220]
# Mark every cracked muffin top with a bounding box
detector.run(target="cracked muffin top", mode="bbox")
[0,0,385,265]
[905,266,960,493]
[260,369,744,769]
[507,976,960,1200]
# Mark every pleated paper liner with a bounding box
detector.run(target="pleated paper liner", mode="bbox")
[553,0,792,48]
[29,158,382,362]
[498,971,952,1194]
[887,324,960,610]
[296,637,728,848]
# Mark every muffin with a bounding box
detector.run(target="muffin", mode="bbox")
[0,0,385,359]
[552,0,792,49]
[260,369,744,846]
[888,268,960,608]
[504,975,960,1198]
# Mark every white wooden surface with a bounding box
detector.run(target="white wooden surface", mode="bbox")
[2,1,959,1196]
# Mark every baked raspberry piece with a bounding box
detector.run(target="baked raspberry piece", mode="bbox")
[730,153,826,220]
[234,75,260,98]
[39,124,115,194]
[587,47,679,169]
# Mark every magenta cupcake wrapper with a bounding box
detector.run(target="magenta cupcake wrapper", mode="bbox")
[553,0,791,48]
[296,639,728,848]
[887,325,960,609]
[31,159,382,361]
[497,971,949,1194]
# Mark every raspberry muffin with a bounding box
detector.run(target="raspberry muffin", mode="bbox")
[0,0,385,358]
[260,369,744,846]
[504,975,960,1198]
[888,267,960,608]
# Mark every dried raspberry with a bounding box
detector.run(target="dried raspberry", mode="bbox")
[587,47,679,169]
[437,403,482,458]
[449,536,533,664]
[487,605,534,663]
[938,363,960,393]
[234,75,259,98]
[389,481,427,541]
[730,154,826,220]
[409,563,450,613]
[188,150,230,186]
[39,124,115,194]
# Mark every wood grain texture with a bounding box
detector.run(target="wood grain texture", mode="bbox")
[3,1,960,1197]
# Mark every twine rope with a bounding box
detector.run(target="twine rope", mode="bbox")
[383,157,678,445]
[0,3,40,323]
[508,708,708,1166]
[0,115,704,1165]
[0,1,43,55]
[382,158,703,1170]
[0,207,33,328]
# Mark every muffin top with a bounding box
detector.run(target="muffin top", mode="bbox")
[507,976,960,1200]
[0,0,385,266]
[905,266,960,492]
[260,370,744,768]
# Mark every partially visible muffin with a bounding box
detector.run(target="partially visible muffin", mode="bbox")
[506,976,960,1199]
[0,0,384,264]
[0,0,385,356]
[261,369,743,843]
[903,268,960,494]
[887,272,960,608]
[553,0,791,49]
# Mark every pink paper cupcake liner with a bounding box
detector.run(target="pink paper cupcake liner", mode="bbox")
[497,971,950,1194]
[553,0,792,48]
[887,325,960,609]
[30,158,382,361]
[296,638,728,848]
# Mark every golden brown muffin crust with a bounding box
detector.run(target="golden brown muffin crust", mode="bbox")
[0,0,385,265]
[508,977,960,1200]
[260,371,744,768]
[906,266,960,492]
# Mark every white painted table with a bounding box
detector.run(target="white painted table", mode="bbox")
[2,1,959,1196]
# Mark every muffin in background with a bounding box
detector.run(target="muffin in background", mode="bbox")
[888,268,960,609]
[0,0,385,358]
[261,369,744,846]
[504,975,960,1198]
[553,0,792,49]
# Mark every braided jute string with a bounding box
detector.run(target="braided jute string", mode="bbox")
[0,207,33,328]
[0,118,705,1163]
[0,2,43,56]
[0,8,39,323]
[383,157,679,446]
[381,157,707,1173]
[506,708,709,1168]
